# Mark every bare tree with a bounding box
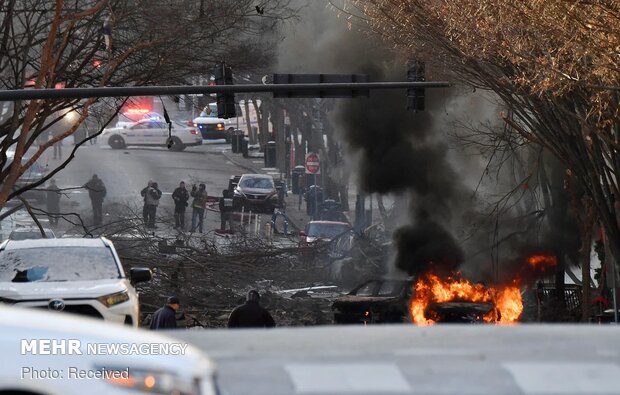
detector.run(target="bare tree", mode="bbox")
[0,0,297,210]
[343,0,620,275]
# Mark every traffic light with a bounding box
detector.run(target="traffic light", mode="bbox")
[407,60,425,111]
[214,63,236,119]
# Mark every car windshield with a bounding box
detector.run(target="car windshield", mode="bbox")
[355,281,378,296]
[9,230,54,240]
[307,223,351,239]
[199,104,218,117]
[240,177,274,189]
[0,247,120,282]
[377,281,407,296]
[4,157,44,176]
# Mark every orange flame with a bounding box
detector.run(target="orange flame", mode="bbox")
[409,273,523,326]
[527,255,557,271]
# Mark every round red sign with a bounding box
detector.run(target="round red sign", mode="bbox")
[305,153,320,174]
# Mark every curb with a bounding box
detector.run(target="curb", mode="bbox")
[221,149,260,173]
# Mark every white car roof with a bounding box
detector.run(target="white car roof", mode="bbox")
[192,116,227,123]
[2,237,107,250]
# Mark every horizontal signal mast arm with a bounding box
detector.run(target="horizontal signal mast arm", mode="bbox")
[0,82,450,101]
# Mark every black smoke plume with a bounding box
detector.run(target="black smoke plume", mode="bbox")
[334,69,469,276]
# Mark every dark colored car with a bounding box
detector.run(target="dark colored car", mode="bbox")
[427,302,494,323]
[233,174,278,213]
[332,279,413,324]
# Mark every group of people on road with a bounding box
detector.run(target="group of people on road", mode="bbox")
[150,290,275,330]
[46,175,106,228]
[48,175,216,232]
[141,180,209,232]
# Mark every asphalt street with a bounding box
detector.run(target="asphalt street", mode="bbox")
[35,139,242,232]
[173,325,620,395]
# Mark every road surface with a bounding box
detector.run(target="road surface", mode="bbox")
[172,324,620,395]
[33,139,239,232]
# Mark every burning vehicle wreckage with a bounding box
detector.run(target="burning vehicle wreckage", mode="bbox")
[331,254,558,325]
[401,222,561,326]
[87,204,561,328]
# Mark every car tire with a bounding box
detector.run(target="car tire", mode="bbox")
[169,137,185,151]
[108,135,126,149]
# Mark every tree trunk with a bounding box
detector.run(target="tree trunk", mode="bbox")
[244,99,256,144]
[580,197,594,321]
[270,105,286,174]
[253,99,268,151]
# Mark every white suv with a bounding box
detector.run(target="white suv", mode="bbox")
[0,237,151,326]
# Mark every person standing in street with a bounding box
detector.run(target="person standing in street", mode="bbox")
[150,296,181,330]
[227,290,276,328]
[46,179,61,226]
[144,181,162,229]
[84,174,106,226]
[219,189,234,231]
[190,183,208,233]
[172,181,189,230]
[140,180,153,224]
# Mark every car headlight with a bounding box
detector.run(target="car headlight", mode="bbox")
[103,368,199,395]
[97,290,130,307]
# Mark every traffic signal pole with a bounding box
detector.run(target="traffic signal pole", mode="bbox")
[0,81,450,101]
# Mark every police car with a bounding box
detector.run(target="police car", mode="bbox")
[102,119,202,151]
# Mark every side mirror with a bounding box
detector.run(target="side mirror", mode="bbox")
[130,267,152,284]
[299,231,307,238]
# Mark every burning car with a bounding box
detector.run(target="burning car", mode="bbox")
[332,278,413,324]
[333,272,526,326]
[409,273,523,326]
[426,301,495,323]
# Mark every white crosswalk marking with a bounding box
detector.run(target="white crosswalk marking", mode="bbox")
[504,362,620,394]
[284,363,411,394]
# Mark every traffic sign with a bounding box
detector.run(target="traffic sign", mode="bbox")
[305,152,320,174]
